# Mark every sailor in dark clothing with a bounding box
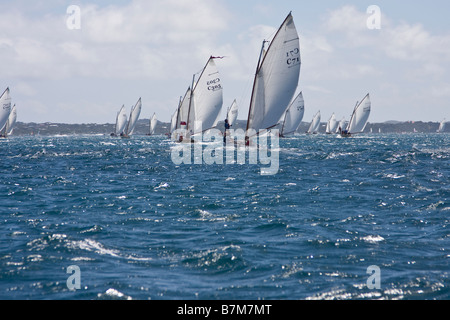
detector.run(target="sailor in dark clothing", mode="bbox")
[224,119,231,144]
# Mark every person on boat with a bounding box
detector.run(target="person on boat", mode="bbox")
[223,118,231,144]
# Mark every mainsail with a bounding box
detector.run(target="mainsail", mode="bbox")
[326,113,338,134]
[0,88,12,132]
[346,93,371,134]
[280,91,305,136]
[336,118,346,133]
[307,111,321,134]
[114,105,127,136]
[5,104,17,136]
[227,99,239,127]
[149,113,157,135]
[174,87,191,141]
[124,98,142,137]
[187,56,223,137]
[437,119,446,133]
[170,107,178,138]
[246,12,301,138]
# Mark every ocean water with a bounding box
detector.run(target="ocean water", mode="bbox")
[0,133,448,300]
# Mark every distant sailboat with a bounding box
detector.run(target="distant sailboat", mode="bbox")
[5,104,17,136]
[307,111,321,134]
[184,56,223,141]
[340,93,371,137]
[111,105,127,137]
[336,117,346,134]
[226,99,239,127]
[174,87,191,142]
[169,103,179,139]
[437,119,446,133]
[122,98,142,138]
[0,88,12,135]
[325,113,338,134]
[148,113,157,136]
[280,91,304,137]
[245,12,301,144]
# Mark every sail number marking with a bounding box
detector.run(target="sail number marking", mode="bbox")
[286,48,300,66]
[207,78,222,92]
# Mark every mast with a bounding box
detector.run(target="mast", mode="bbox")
[186,73,197,133]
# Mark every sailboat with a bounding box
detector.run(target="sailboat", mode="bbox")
[173,87,191,142]
[169,104,179,139]
[122,98,142,138]
[340,93,371,137]
[437,119,446,133]
[184,56,223,142]
[111,105,127,137]
[306,111,321,134]
[325,113,338,134]
[336,117,346,134]
[3,104,17,137]
[148,113,157,136]
[245,12,301,144]
[226,99,239,127]
[280,91,304,137]
[0,88,12,136]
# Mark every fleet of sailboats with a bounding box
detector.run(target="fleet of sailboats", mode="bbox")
[8,12,450,140]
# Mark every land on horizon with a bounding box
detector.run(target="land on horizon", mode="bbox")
[6,119,448,136]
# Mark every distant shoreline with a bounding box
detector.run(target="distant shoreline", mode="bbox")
[7,119,448,136]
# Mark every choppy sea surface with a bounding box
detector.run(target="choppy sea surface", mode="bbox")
[0,133,448,300]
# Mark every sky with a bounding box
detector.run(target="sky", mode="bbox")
[1,0,449,125]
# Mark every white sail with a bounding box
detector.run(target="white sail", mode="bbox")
[280,91,305,136]
[187,56,223,136]
[0,88,12,132]
[346,93,371,134]
[177,88,191,129]
[437,119,446,133]
[115,105,127,136]
[124,98,142,136]
[307,111,321,134]
[227,99,239,126]
[326,113,338,134]
[149,113,157,135]
[246,13,301,136]
[5,104,17,135]
[336,118,346,133]
[170,108,178,135]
